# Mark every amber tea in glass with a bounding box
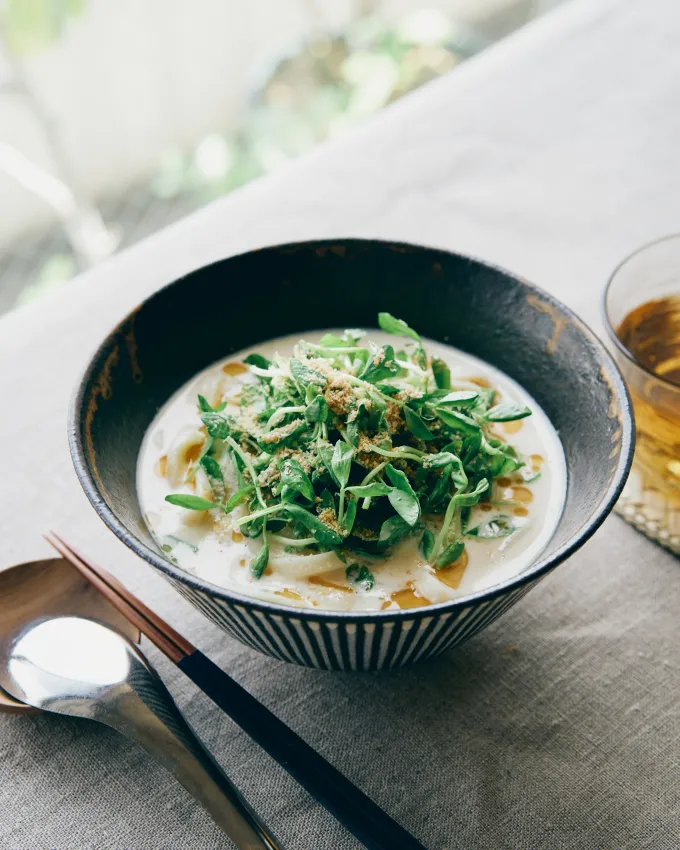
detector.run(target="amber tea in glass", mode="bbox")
[605,236,680,553]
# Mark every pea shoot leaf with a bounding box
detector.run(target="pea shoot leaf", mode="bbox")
[431,357,451,390]
[378,516,412,550]
[320,489,335,513]
[318,333,347,347]
[318,444,339,486]
[331,440,354,489]
[419,528,435,561]
[279,458,315,503]
[404,406,434,440]
[243,353,271,370]
[250,541,269,579]
[346,400,368,448]
[435,541,465,569]
[346,481,392,498]
[240,514,265,538]
[257,419,308,450]
[283,504,344,547]
[473,387,497,413]
[437,390,479,407]
[385,464,421,526]
[290,358,327,388]
[198,394,227,413]
[304,395,329,423]
[224,485,255,514]
[423,451,458,469]
[378,312,421,342]
[452,478,489,507]
[366,393,387,431]
[375,383,401,395]
[485,403,532,422]
[346,563,374,590]
[342,497,358,534]
[360,344,400,383]
[435,407,481,435]
[423,463,453,512]
[201,412,232,439]
[200,455,225,502]
[165,494,216,511]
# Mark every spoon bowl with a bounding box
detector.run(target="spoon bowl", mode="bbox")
[0,557,140,714]
[0,612,280,848]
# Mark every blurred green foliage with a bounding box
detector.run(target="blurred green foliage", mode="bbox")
[2,0,86,55]
[5,7,488,307]
[152,11,485,204]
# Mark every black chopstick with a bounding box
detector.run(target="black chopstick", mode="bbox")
[47,533,427,850]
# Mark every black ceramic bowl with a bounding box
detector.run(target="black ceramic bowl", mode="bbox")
[70,239,634,671]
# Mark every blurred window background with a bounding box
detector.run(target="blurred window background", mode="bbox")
[0,0,565,315]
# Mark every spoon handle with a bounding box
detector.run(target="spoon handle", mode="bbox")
[105,661,282,849]
[181,651,427,850]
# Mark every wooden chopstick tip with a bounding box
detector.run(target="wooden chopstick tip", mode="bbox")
[43,530,194,662]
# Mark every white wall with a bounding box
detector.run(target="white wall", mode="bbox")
[0,0,532,248]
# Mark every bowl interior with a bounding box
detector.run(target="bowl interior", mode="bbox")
[71,239,632,607]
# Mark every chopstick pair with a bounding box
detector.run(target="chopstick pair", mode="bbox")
[45,532,426,850]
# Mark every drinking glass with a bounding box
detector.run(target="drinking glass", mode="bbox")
[604,235,680,554]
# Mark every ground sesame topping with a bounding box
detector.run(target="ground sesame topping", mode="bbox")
[163,312,534,583]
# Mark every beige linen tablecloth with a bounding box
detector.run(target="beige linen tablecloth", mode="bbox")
[1,0,679,847]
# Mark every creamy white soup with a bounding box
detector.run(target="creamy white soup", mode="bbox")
[138,320,565,612]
